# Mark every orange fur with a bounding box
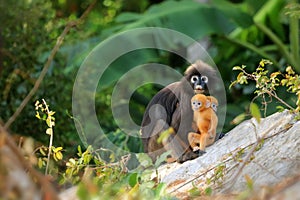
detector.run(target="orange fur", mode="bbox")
[188,94,218,151]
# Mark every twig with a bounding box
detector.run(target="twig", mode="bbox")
[265,90,295,110]
[0,125,60,199]
[42,99,53,176]
[4,0,97,129]
[222,118,287,192]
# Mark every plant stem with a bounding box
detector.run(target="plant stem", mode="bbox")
[255,22,298,70]
[223,36,280,68]
[290,7,299,72]
[42,99,53,176]
[4,0,97,129]
[266,90,295,110]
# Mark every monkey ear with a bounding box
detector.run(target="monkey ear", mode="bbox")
[205,100,211,108]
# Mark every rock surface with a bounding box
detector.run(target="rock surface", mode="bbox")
[156,110,300,198]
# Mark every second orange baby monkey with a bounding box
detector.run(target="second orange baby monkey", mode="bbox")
[188,94,218,152]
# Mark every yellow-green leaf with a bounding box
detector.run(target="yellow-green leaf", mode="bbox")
[39,147,47,156]
[55,152,63,161]
[250,102,261,123]
[157,127,174,144]
[244,174,254,190]
[232,66,243,71]
[229,80,237,89]
[230,113,246,125]
[53,146,63,153]
[46,128,53,135]
[77,145,82,156]
[35,112,41,119]
[46,117,51,127]
[38,158,44,169]
[48,111,55,116]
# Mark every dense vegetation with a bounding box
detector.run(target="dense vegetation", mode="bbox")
[0,0,299,199]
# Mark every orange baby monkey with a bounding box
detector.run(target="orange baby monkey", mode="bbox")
[188,94,218,152]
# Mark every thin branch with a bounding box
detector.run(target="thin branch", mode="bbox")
[0,125,60,200]
[222,118,288,192]
[255,22,297,69]
[42,99,53,176]
[222,35,280,68]
[4,0,97,129]
[265,90,295,110]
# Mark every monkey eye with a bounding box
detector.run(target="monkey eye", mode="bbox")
[190,75,199,83]
[197,102,201,106]
[201,76,208,83]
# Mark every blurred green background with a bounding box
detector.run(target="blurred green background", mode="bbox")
[0,0,299,157]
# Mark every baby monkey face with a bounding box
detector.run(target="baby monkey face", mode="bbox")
[191,94,208,111]
[191,99,202,111]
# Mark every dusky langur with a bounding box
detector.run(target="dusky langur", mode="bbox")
[140,60,219,163]
[188,94,218,152]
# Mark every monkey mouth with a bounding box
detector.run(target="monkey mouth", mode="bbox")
[194,89,204,94]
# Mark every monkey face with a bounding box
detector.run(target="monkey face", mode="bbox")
[191,94,209,111]
[207,96,218,112]
[191,99,202,111]
[190,75,208,94]
[184,61,218,95]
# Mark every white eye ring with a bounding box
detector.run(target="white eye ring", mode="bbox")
[201,76,208,83]
[191,75,199,83]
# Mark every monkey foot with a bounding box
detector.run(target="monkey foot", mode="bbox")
[177,151,199,163]
[192,146,200,151]
[193,149,206,156]
[215,132,226,141]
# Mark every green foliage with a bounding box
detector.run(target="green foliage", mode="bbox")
[59,145,174,199]
[249,102,261,123]
[35,99,64,175]
[2,1,300,197]
[230,59,300,124]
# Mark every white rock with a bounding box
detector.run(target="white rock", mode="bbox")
[156,110,300,197]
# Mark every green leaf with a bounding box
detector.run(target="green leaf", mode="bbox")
[48,111,55,116]
[204,187,213,196]
[155,151,171,167]
[250,102,261,123]
[83,0,254,89]
[136,153,153,168]
[35,111,41,119]
[77,145,82,157]
[38,158,44,169]
[55,151,63,160]
[229,80,238,89]
[46,117,51,127]
[212,0,253,28]
[115,12,141,23]
[231,113,247,125]
[232,66,243,71]
[53,146,63,153]
[39,147,47,156]
[244,174,254,191]
[128,172,138,187]
[154,183,167,197]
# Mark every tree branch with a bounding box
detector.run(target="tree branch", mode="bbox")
[4,0,97,129]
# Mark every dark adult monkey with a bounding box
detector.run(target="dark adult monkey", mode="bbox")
[140,60,219,163]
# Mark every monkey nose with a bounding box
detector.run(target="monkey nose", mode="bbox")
[195,85,203,90]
